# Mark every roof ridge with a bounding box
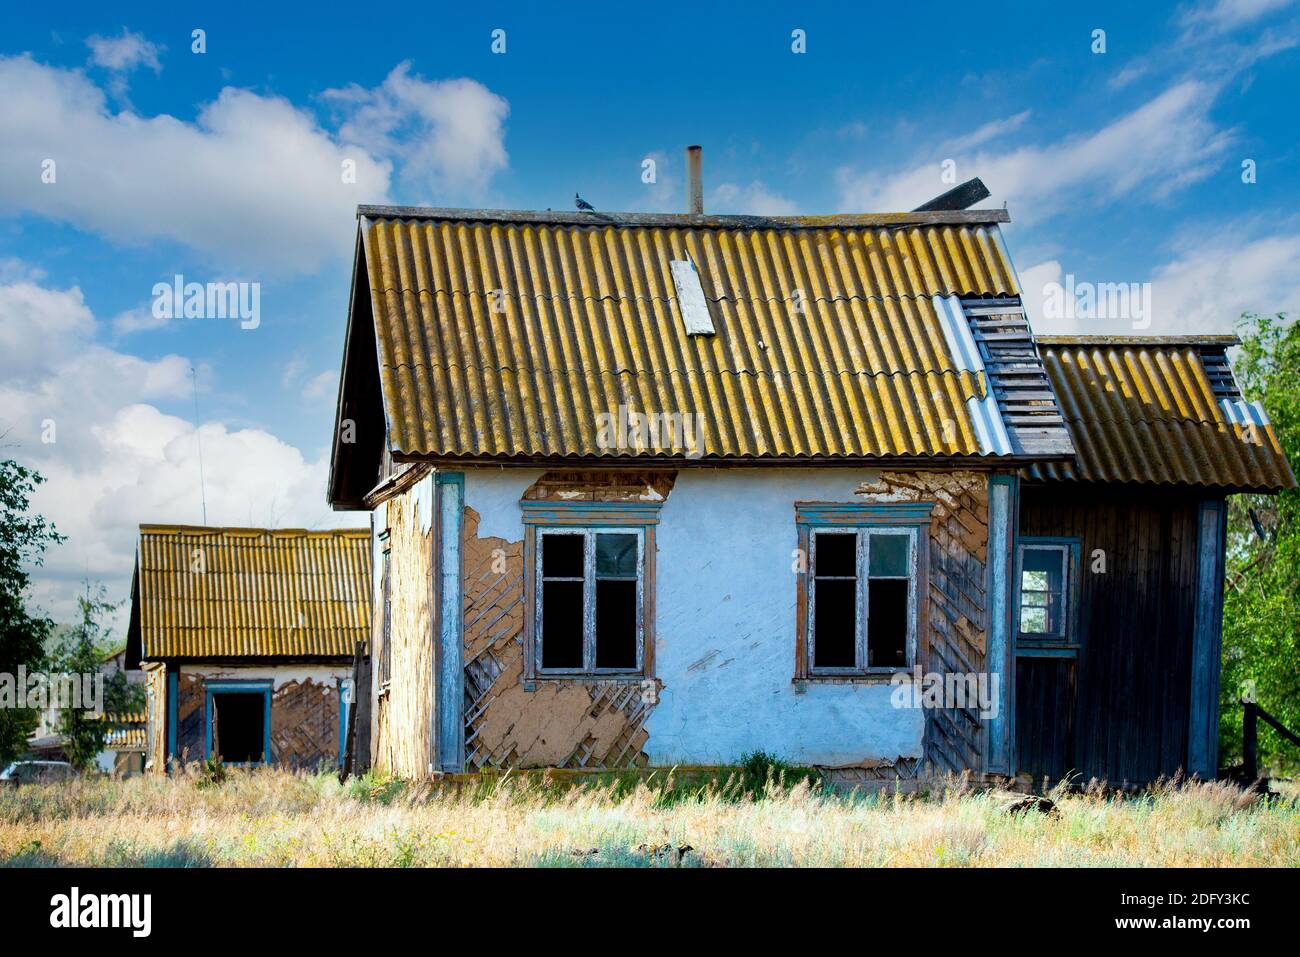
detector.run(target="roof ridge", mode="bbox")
[358,204,1010,229]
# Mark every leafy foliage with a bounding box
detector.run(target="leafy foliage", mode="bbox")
[49,586,145,771]
[1220,314,1300,774]
[0,459,64,766]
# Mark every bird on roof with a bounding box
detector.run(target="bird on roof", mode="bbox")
[575,192,595,211]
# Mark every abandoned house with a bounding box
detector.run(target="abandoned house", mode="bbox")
[127,525,371,771]
[326,160,1295,786]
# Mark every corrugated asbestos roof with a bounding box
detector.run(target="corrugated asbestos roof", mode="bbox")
[1027,339,1296,491]
[360,210,1024,459]
[135,525,370,660]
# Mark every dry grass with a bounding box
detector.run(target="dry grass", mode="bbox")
[2,768,1297,867]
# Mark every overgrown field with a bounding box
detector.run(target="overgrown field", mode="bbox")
[2,767,1297,867]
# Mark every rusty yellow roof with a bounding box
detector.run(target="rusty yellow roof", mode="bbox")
[133,525,370,660]
[357,207,1023,461]
[1027,338,1295,491]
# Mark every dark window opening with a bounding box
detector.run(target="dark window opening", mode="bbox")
[813,533,858,669]
[814,579,856,667]
[212,693,264,763]
[538,530,643,674]
[595,579,637,668]
[867,579,909,667]
[543,533,584,577]
[804,525,918,675]
[541,580,584,669]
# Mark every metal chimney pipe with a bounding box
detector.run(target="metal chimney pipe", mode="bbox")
[686,145,703,215]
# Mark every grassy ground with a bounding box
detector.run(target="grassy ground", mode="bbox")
[2,768,1297,867]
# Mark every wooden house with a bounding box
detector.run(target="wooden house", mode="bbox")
[126,525,371,772]
[326,187,1294,786]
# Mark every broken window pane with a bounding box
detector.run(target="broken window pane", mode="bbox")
[869,533,909,577]
[212,692,264,763]
[814,578,856,668]
[596,533,637,577]
[542,580,584,668]
[867,579,909,667]
[815,532,857,577]
[543,534,584,578]
[595,579,638,668]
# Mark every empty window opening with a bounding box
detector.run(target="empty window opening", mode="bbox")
[537,528,644,675]
[212,692,265,764]
[805,526,917,675]
[813,533,857,669]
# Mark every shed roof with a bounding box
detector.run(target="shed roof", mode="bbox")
[128,525,370,661]
[1026,338,1296,491]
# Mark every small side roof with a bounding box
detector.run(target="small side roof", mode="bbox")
[1026,337,1296,491]
[126,525,371,663]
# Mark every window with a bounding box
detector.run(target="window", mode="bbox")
[537,529,644,674]
[205,681,271,765]
[795,503,932,678]
[522,501,660,682]
[1015,538,1080,652]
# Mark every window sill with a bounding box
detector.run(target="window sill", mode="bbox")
[524,675,648,691]
[794,670,910,686]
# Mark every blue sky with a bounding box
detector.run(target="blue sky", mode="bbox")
[2,0,1298,624]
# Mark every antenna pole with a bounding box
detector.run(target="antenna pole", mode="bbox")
[190,366,208,526]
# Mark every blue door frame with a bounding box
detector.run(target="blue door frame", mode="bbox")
[205,680,273,765]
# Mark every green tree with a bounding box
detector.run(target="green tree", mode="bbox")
[0,459,64,766]
[1220,313,1300,774]
[51,586,144,771]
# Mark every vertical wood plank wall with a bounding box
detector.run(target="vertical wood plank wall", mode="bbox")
[1017,485,1205,785]
[1188,498,1227,778]
[370,473,437,778]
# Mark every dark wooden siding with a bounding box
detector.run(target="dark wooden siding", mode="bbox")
[1017,486,1207,786]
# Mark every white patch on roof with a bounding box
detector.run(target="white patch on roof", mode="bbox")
[670,259,715,335]
[1221,398,1270,427]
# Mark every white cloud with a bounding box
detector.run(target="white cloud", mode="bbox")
[324,62,509,199]
[301,370,337,402]
[86,28,162,89]
[1148,230,1300,332]
[709,181,798,216]
[0,53,392,275]
[838,82,1233,220]
[941,110,1031,153]
[0,276,362,625]
[1179,0,1294,35]
[1019,227,1300,335]
[0,55,513,276]
[110,304,169,336]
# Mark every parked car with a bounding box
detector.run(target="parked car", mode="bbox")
[0,760,75,785]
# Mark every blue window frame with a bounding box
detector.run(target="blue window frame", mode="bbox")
[1014,536,1082,657]
[205,680,272,766]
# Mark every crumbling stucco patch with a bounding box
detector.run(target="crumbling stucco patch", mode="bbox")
[461,504,657,769]
[859,470,991,774]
